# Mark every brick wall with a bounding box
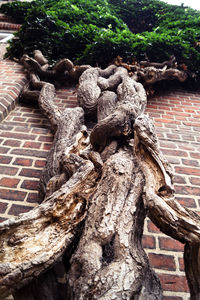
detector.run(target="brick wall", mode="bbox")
[0,59,200,299]
[144,90,200,300]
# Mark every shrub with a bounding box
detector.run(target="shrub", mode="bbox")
[1,0,200,85]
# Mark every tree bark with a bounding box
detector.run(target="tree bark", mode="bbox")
[1,52,199,299]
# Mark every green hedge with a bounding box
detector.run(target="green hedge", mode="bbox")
[1,0,200,85]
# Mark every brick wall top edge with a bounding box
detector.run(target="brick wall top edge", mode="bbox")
[0,59,27,122]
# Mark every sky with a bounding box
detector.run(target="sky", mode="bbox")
[163,0,200,10]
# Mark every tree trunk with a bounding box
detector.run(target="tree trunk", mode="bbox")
[0,53,200,299]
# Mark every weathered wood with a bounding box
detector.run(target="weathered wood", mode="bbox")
[68,148,162,299]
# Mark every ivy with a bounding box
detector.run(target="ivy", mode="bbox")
[1,0,200,85]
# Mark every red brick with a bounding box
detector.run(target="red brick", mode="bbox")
[173,175,186,184]
[13,117,27,122]
[0,146,9,154]
[175,185,200,196]
[0,177,20,188]
[8,204,34,216]
[21,180,39,190]
[181,159,199,167]
[23,141,42,149]
[27,192,39,203]
[38,135,53,142]
[19,168,41,178]
[189,177,200,186]
[164,297,182,300]
[166,157,180,165]
[142,235,156,249]
[159,274,189,292]
[0,155,12,164]
[34,160,46,168]
[0,132,36,140]
[43,143,52,150]
[14,126,31,133]
[155,118,180,124]
[13,158,33,167]
[149,253,176,271]
[0,188,26,201]
[0,202,8,213]
[147,220,161,233]
[3,139,21,147]
[159,237,184,252]
[31,128,50,134]
[22,112,42,118]
[178,257,185,272]
[161,149,188,157]
[175,166,200,176]
[184,122,200,127]
[159,141,177,149]
[175,197,196,208]
[11,148,48,158]
[189,153,200,160]
[0,124,13,131]
[0,165,18,176]
[166,134,181,140]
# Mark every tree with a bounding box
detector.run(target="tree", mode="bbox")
[0,50,200,300]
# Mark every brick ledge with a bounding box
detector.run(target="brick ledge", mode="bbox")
[0,59,27,122]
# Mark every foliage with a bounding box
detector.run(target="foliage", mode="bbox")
[1,0,200,85]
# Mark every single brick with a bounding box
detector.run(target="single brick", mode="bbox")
[175,185,200,196]
[0,165,18,176]
[175,197,196,208]
[0,146,10,154]
[11,149,48,158]
[27,192,39,203]
[148,253,176,271]
[27,118,43,124]
[0,188,26,201]
[38,135,53,142]
[163,297,182,300]
[21,179,39,190]
[8,204,34,216]
[0,155,12,164]
[175,166,200,176]
[23,141,42,149]
[178,257,185,272]
[31,127,50,134]
[142,235,156,249]
[189,177,200,186]
[162,149,188,157]
[159,274,189,293]
[0,177,20,188]
[159,237,184,252]
[14,126,31,133]
[181,159,199,167]
[173,175,186,184]
[0,202,8,213]
[147,220,161,233]
[159,141,177,149]
[43,143,52,150]
[166,134,181,141]
[34,160,46,168]
[13,117,27,122]
[190,152,200,159]
[13,158,33,167]
[19,168,42,178]
[0,124,13,131]
[3,139,21,147]
[0,132,36,140]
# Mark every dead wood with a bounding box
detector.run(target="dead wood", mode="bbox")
[1,52,198,300]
